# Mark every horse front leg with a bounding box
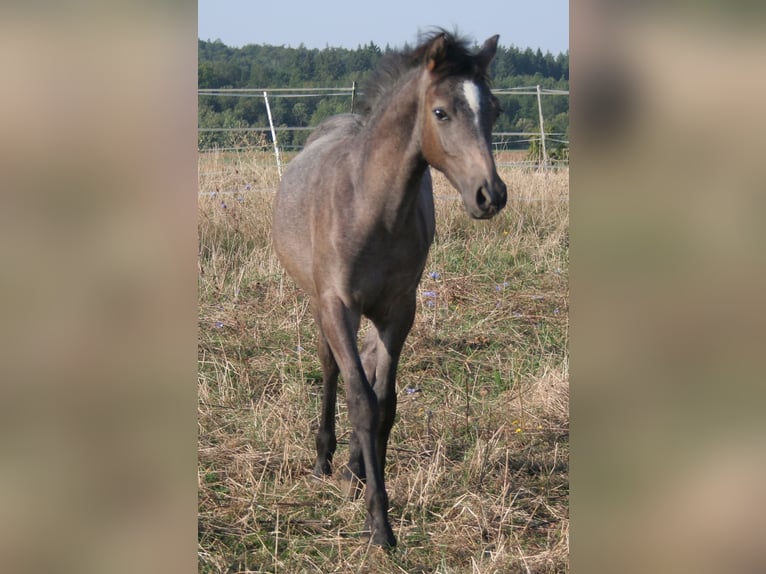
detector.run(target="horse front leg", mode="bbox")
[318,295,396,548]
[370,298,416,482]
[346,299,416,540]
[343,329,379,497]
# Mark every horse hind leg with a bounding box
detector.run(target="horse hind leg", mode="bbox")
[313,325,339,477]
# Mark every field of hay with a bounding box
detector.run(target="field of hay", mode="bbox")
[198,150,569,573]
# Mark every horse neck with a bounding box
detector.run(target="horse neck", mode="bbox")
[357,71,428,229]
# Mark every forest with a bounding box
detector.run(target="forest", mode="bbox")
[198,38,569,152]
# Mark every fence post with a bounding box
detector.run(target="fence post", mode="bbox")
[263,91,283,179]
[536,84,548,167]
[350,81,357,113]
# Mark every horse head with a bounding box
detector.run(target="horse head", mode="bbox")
[419,33,507,219]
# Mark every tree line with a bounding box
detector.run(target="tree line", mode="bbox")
[198,38,569,151]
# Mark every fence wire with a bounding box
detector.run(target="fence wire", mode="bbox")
[198,85,569,167]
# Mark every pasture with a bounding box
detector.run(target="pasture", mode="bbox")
[198,150,569,572]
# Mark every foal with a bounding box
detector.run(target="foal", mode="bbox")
[272,31,507,547]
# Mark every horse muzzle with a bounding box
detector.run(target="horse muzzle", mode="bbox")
[469,177,507,219]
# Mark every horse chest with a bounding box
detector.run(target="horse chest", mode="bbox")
[343,238,428,307]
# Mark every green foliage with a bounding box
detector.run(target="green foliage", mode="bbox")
[526,115,570,163]
[198,39,569,151]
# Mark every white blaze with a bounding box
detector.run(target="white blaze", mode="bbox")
[462,81,482,130]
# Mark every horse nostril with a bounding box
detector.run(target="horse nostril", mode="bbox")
[476,186,490,208]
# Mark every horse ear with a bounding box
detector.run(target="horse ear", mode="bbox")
[426,33,448,73]
[477,35,500,72]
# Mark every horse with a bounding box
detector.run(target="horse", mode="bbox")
[271,30,507,547]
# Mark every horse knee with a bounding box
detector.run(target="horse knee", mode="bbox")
[376,388,397,426]
[346,384,379,430]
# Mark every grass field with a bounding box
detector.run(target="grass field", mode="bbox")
[198,150,569,573]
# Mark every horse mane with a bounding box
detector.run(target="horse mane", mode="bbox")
[360,29,488,116]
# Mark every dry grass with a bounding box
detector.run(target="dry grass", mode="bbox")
[198,150,569,573]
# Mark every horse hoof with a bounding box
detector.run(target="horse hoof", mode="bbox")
[312,461,332,477]
[364,527,396,548]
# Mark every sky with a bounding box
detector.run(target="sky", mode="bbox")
[198,0,569,55]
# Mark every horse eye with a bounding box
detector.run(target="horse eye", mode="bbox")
[433,108,449,121]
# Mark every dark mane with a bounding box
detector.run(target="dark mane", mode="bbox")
[360,29,487,115]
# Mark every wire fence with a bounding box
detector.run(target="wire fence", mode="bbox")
[198,85,569,190]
